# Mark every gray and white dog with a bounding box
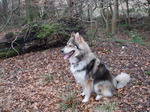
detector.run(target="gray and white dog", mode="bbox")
[61,32,130,102]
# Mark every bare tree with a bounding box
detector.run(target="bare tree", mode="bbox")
[100,0,111,32]
[25,0,38,23]
[112,0,118,33]
[2,0,8,20]
[147,0,150,27]
[67,0,75,17]
[125,0,130,24]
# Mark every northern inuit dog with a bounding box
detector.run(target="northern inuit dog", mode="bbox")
[61,32,130,102]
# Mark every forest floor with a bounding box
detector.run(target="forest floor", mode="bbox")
[0,40,149,111]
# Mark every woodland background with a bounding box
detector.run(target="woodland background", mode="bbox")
[0,0,150,111]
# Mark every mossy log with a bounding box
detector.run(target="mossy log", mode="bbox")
[0,18,85,59]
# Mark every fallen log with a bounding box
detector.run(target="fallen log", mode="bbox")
[0,18,85,59]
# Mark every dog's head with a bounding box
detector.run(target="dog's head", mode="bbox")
[61,32,90,61]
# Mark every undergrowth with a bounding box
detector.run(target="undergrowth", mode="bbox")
[145,71,150,76]
[128,30,146,45]
[59,92,79,111]
[40,73,53,84]
[95,101,118,112]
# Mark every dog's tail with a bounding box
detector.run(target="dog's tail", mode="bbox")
[113,72,130,89]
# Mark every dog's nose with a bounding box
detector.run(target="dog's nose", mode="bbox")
[61,49,64,53]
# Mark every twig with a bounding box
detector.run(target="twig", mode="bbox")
[0,4,19,32]
[0,12,13,32]
[0,6,19,18]
[6,24,29,57]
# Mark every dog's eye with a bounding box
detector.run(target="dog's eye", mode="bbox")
[68,44,72,47]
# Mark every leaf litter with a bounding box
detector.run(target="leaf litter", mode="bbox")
[0,41,149,111]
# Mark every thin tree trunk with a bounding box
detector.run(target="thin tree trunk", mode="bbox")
[100,0,110,32]
[25,0,31,23]
[109,2,113,14]
[111,0,118,34]
[89,1,93,29]
[106,6,109,32]
[87,0,90,21]
[67,0,74,17]
[2,0,8,20]
[78,1,83,20]
[147,0,150,27]
[105,1,110,32]
[25,0,37,23]
[125,0,130,25]
[18,0,21,16]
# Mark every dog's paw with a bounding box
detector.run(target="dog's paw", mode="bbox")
[95,95,102,100]
[82,98,89,103]
[80,92,85,96]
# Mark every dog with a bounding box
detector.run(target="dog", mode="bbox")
[61,32,130,102]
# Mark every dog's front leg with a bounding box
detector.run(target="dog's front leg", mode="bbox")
[82,88,91,102]
[81,84,85,96]
[82,80,93,103]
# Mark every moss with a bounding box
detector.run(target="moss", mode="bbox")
[145,71,150,76]
[0,43,6,49]
[4,32,15,39]
[0,47,19,59]
[37,23,61,39]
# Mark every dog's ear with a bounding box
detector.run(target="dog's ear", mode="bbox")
[71,32,75,38]
[67,32,75,44]
[75,32,83,43]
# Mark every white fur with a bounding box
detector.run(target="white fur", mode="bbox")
[113,72,130,89]
[70,52,95,84]
[82,89,91,102]
[70,61,87,84]
[81,92,85,96]
[102,89,113,97]
[82,96,90,102]
[95,95,102,100]
[72,70,86,84]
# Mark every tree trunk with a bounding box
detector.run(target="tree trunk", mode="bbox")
[111,0,118,34]
[105,1,110,32]
[18,0,21,16]
[78,1,83,20]
[106,6,110,32]
[125,0,130,25]
[2,0,8,20]
[147,0,150,27]
[87,0,90,21]
[109,2,113,14]
[100,0,110,32]
[67,0,74,17]
[25,0,37,23]
[25,0,32,23]
[89,1,93,28]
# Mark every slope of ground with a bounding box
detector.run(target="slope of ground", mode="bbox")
[0,41,149,111]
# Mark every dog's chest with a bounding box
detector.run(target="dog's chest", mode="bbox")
[70,63,86,84]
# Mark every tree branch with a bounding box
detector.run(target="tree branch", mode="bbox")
[0,5,19,32]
